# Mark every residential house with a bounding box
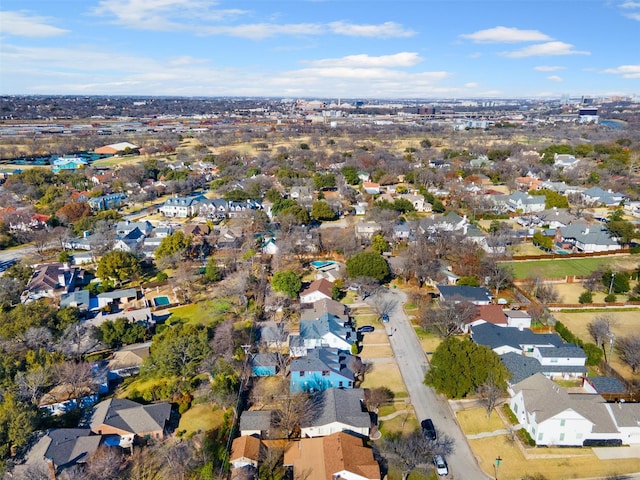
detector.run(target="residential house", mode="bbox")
[257,321,288,351]
[503,191,546,214]
[39,384,99,416]
[419,212,467,235]
[159,194,206,218]
[462,304,507,333]
[555,222,620,253]
[300,278,335,304]
[398,193,431,212]
[113,226,146,253]
[470,322,564,356]
[554,153,580,169]
[97,288,138,309]
[230,435,262,478]
[606,402,640,445]
[198,198,228,219]
[18,429,102,477]
[436,285,493,305]
[107,342,151,380]
[88,193,127,211]
[228,199,262,218]
[509,374,621,446]
[353,202,368,216]
[249,353,279,377]
[51,155,88,174]
[354,221,381,240]
[582,187,626,207]
[239,410,274,438]
[300,388,371,438]
[22,262,79,303]
[297,313,355,351]
[504,310,532,330]
[290,186,314,204]
[89,398,171,447]
[284,431,380,480]
[261,237,279,255]
[393,223,412,241]
[71,251,95,265]
[583,377,629,402]
[60,289,91,314]
[362,182,381,195]
[537,208,579,229]
[300,298,348,323]
[289,347,357,393]
[116,220,153,237]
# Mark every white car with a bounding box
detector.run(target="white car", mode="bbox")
[433,455,448,476]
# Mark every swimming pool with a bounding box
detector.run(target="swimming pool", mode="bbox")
[153,296,170,307]
[311,260,336,269]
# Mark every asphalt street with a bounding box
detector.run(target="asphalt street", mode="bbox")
[373,287,491,480]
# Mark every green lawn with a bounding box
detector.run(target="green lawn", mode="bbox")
[505,257,616,279]
[178,403,226,436]
[169,299,233,326]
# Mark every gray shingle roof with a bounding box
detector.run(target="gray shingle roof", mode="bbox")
[501,352,586,384]
[303,388,370,430]
[536,345,587,358]
[32,429,101,469]
[289,348,356,381]
[471,323,563,351]
[586,376,627,394]
[437,285,493,303]
[239,410,274,432]
[299,313,355,345]
[90,398,170,435]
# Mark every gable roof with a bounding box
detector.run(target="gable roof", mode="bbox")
[284,432,380,480]
[230,435,262,463]
[511,374,619,433]
[289,348,356,382]
[500,352,586,384]
[299,314,355,345]
[471,322,564,351]
[300,278,334,301]
[239,410,274,433]
[90,398,170,435]
[26,429,101,470]
[470,305,507,325]
[437,285,493,303]
[303,388,370,430]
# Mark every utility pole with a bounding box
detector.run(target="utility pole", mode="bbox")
[609,272,616,295]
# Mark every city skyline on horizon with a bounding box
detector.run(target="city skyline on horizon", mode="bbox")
[1,1,639,99]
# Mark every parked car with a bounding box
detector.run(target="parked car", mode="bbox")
[433,455,448,476]
[381,313,389,323]
[421,418,436,440]
[357,325,375,333]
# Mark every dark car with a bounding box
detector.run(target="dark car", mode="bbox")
[381,313,389,323]
[357,325,375,333]
[421,418,437,441]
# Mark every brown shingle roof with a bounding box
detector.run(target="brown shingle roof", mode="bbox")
[300,278,334,300]
[230,436,262,464]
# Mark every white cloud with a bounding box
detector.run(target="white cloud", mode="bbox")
[0,11,68,37]
[93,0,246,30]
[304,52,422,68]
[502,41,590,58]
[624,12,640,19]
[547,75,563,82]
[465,82,480,88]
[534,65,566,71]
[603,65,640,78]
[619,1,640,8]
[460,26,552,43]
[199,23,323,39]
[328,21,415,38]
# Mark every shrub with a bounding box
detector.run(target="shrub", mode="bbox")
[604,293,617,303]
[518,428,537,447]
[630,246,640,254]
[351,343,360,355]
[578,290,593,304]
[503,404,518,424]
[582,342,604,366]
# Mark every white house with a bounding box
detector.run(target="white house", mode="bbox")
[159,194,206,217]
[509,374,622,446]
[299,278,334,304]
[504,310,532,329]
[299,388,371,438]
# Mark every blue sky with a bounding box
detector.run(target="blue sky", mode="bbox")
[1,0,639,99]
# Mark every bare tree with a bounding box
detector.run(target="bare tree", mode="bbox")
[587,315,616,362]
[84,446,128,480]
[127,445,163,480]
[272,392,313,439]
[363,387,394,412]
[419,299,476,338]
[481,259,513,297]
[369,291,397,318]
[53,361,96,401]
[12,462,51,480]
[380,430,454,480]
[15,366,51,405]
[477,375,505,418]
[616,335,640,374]
[352,276,382,300]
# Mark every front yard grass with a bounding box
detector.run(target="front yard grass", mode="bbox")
[361,362,407,398]
[470,434,640,480]
[169,298,233,326]
[378,409,419,436]
[455,407,505,436]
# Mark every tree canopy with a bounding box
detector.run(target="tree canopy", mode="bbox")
[346,252,390,282]
[155,231,192,261]
[144,323,211,379]
[271,270,302,298]
[424,336,510,398]
[311,201,337,221]
[96,250,141,285]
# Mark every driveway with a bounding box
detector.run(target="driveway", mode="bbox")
[370,287,491,480]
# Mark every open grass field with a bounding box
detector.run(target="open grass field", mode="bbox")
[378,408,419,437]
[505,254,640,280]
[455,407,505,436]
[169,298,233,326]
[470,434,640,480]
[553,309,640,381]
[178,403,226,435]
